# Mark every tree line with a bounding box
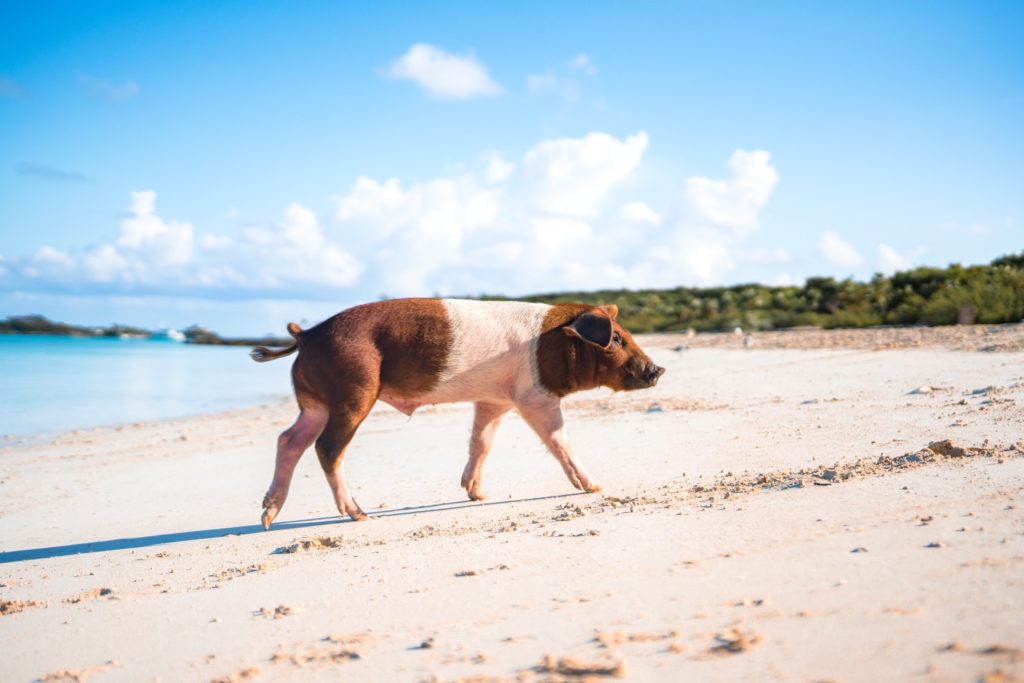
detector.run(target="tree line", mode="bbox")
[486,253,1024,333]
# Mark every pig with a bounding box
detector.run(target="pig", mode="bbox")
[250,298,665,530]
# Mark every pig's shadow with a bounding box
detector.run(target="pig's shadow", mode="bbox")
[0,492,586,564]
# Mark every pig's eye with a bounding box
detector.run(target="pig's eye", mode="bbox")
[612,332,623,346]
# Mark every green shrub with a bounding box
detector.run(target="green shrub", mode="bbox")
[501,252,1024,332]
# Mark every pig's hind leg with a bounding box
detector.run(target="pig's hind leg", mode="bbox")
[315,389,378,522]
[461,402,511,501]
[262,397,329,530]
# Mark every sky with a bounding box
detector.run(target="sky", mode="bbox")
[1,1,1021,335]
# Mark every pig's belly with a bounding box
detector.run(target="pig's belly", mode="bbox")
[378,371,526,416]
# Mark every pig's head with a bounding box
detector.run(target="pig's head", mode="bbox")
[536,304,666,396]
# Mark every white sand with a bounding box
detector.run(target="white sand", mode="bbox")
[1,338,1022,682]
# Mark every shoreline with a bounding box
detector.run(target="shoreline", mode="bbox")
[0,398,297,451]
[0,395,296,449]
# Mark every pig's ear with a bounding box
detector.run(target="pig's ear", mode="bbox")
[601,304,619,320]
[563,311,613,349]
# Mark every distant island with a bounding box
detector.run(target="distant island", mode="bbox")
[2,252,1021,341]
[0,315,290,347]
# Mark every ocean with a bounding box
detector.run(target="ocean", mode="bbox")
[0,335,294,441]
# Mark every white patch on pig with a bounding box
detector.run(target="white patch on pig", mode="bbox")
[424,299,551,404]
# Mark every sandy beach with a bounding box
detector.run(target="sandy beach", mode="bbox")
[2,327,1022,682]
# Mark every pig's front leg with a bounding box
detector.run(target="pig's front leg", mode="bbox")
[515,393,601,494]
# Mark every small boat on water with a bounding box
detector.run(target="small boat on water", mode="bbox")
[150,329,186,342]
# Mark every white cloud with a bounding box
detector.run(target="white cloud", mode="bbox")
[818,231,864,269]
[334,177,410,232]
[611,149,783,288]
[329,130,654,296]
[117,190,195,267]
[482,154,515,184]
[663,229,739,286]
[33,190,197,284]
[520,131,648,218]
[619,201,662,226]
[32,246,75,270]
[199,233,233,250]
[685,150,779,235]
[82,244,128,282]
[387,44,502,99]
[259,203,363,288]
[12,192,362,294]
[529,217,592,265]
[568,53,597,74]
[281,203,321,250]
[197,202,363,290]
[460,142,776,292]
[334,175,501,295]
[335,176,500,236]
[877,243,925,274]
[5,136,790,311]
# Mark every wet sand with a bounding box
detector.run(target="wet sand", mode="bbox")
[1,327,1022,682]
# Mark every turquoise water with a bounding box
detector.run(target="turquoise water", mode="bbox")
[0,335,294,440]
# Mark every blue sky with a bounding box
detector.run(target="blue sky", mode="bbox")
[1,1,1021,335]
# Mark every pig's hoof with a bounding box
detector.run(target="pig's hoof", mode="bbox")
[468,489,487,501]
[261,506,279,531]
[343,498,369,522]
[584,482,603,494]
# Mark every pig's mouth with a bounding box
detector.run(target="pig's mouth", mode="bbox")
[622,365,666,390]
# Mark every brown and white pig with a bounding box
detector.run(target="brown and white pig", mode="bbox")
[251,298,665,530]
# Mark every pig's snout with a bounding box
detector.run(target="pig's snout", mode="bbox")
[642,363,666,386]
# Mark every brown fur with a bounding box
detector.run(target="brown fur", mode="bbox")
[259,299,453,528]
[536,303,659,396]
[291,298,451,405]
